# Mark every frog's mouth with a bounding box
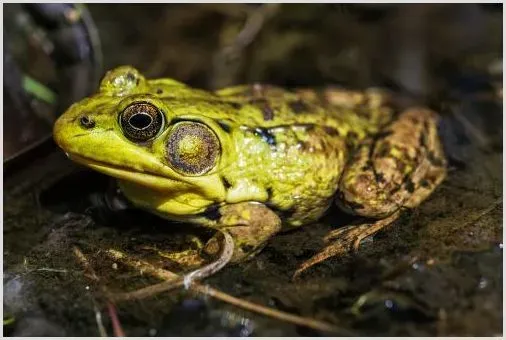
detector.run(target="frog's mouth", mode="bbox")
[66,153,191,192]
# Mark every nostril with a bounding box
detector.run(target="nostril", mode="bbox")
[79,115,95,129]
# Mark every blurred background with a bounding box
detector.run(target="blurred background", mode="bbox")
[3,3,503,337]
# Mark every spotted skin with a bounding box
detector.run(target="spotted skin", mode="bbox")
[53,66,447,277]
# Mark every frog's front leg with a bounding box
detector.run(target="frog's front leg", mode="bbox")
[203,202,282,263]
[295,108,447,277]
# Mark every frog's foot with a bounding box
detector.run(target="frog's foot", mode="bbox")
[293,211,400,279]
[108,230,235,301]
[155,248,206,268]
[202,202,282,263]
[141,235,207,268]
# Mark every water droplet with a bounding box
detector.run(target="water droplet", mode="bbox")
[385,300,394,309]
[478,277,488,289]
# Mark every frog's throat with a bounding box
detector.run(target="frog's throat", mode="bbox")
[67,153,190,191]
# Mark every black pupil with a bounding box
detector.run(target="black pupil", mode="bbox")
[129,113,153,130]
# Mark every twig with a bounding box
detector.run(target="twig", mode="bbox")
[449,103,491,149]
[105,249,342,334]
[228,4,281,52]
[93,304,108,337]
[461,198,502,229]
[36,267,69,273]
[211,3,280,88]
[107,301,126,337]
[73,246,101,283]
[108,230,234,301]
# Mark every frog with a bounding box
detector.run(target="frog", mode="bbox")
[53,65,447,279]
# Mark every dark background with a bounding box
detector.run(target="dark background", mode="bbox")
[3,4,503,337]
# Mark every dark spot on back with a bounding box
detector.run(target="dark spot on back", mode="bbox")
[423,120,431,134]
[229,102,242,110]
[249,98,274,121]
[347,131,359,140]
[261,105,274,121]
[419,131,428,148]
[375,142,391,158]
[157,89,163,94]
[420,179,431,188]
[404,177,416,193]
[289,100,309,114]
[254,128,276,146]
[217,120,232,133]
[374,172,386,183]
[323,126,340,136]
[375,130,394,140]
[361,160,374,171]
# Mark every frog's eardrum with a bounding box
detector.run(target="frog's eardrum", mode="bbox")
[165,121,220,176]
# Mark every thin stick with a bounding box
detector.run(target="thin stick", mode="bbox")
[108,230,234,301]
[105,249,342,334]
[73,246,126,337]
[107,301,126,337]
[461,198,502,229]
[93,304,108,337]
[450,104,490,148]
[73,246,101,283]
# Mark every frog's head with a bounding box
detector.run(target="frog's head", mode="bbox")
[53,66,235,216]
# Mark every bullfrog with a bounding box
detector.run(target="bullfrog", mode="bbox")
[53,66,447,278]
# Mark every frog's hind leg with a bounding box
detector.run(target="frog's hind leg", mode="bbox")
[294,108,447,278]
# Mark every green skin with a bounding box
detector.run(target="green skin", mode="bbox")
[53,66,447,263]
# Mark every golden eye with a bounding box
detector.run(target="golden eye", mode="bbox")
[166,122,220,176]
[120,102,164,142]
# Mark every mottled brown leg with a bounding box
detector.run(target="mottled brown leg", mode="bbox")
[293,212,400,279]
[294,108,447,278]
[203,202,282,263]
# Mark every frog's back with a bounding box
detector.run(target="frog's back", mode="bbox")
[215,84,395,138]
[211,84,396,227]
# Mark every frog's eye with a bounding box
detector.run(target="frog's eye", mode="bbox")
[120,102,164,142]
[166,122,220,176]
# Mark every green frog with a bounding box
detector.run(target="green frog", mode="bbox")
[53,66,447,277]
